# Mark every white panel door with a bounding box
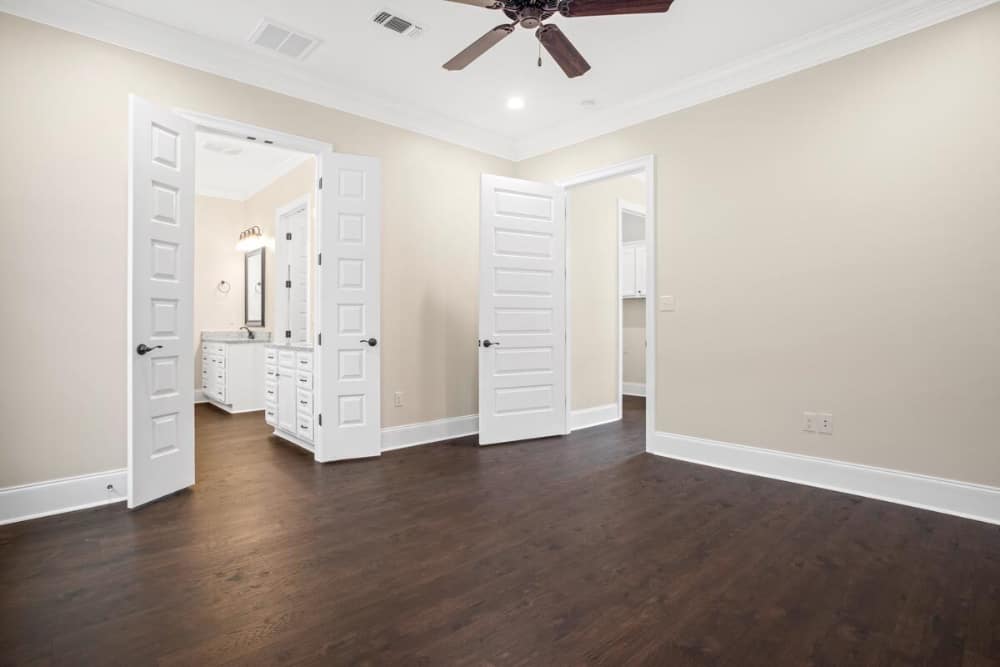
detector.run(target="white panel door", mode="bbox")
[479,175,567,445]
[635,244,647,297]
[317,153,381,462]
[621,245,637,297]
[128,95,195,508]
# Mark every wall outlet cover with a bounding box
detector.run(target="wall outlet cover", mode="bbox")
[660,296,676,312]
[818,413,834,435]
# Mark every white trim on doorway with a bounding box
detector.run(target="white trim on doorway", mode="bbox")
[557,156,657,444]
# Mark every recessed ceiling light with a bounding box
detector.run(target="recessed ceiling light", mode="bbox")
[507,96,526,111]
[580,99,597,108]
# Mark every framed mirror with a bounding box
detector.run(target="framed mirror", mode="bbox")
[244,248,265,327]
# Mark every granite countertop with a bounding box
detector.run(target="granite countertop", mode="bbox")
[201,331,273,344]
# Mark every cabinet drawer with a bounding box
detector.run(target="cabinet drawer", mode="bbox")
[213,371,226,389]
[210,343,226,355]
[296,388,313,413]
[264,364,278,381]
[264,380,278,403]
[264,347,278,364]
[211,386,226,403]
[264,405,277,426]
[296,412,314,441]
[295,371,313,390]
[295,352,314,372]
[209,354,226,369]
[278,350,296,369]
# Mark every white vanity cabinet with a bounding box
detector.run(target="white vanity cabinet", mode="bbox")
[201,338,268,413]
[265,345,316,451]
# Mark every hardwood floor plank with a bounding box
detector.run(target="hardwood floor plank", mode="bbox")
[2,397,998,666]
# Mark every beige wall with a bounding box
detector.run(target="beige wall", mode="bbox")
[567,175,645,410]
[519,5,1000,487]
[0,14,512,488]
[192,158,316,389]
[622,299,646,385]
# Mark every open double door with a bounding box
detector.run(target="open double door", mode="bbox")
[127,96,382,508]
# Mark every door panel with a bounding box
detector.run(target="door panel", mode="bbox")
[479,175,567,445]
[317,153,382,462]
[128,96,195,508]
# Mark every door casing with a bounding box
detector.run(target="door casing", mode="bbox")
[557,156,657,447]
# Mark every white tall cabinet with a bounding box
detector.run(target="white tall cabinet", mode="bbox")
[621,242,647,298]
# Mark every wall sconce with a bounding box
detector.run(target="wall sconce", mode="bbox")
[236,225,266,252]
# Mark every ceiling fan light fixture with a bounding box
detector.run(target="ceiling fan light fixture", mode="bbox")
[506,96,526,110]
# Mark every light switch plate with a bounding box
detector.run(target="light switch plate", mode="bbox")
[660,296,676,312]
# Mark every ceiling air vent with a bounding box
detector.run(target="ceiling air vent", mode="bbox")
[373,10,424,38]
[248,19,322,60]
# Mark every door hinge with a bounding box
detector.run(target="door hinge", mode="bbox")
[318,177,323,190]
[285,280,292,289]
[318,333,322,346]
[285,330,291,339]
[318,413,323,426]
[286,232,292,241]
[317,253,322,266]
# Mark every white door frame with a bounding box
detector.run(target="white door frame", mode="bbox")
[129,106,334,467]
[616,198,647,416]
[557,156,656,446]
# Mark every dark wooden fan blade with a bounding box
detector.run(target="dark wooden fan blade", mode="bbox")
[444,0,503,8]
[537,24,591,78]
[559,0,674,17]
[443,25,515,71]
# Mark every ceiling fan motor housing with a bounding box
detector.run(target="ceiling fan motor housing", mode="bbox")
[502,1,559,28]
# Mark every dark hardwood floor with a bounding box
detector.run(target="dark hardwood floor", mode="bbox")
[2,396,998,665]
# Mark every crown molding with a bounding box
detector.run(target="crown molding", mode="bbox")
[0,0,519,160]
[1,0,995,163]
[511,0,999,160]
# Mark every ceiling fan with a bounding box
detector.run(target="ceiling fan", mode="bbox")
[443,0,676,79]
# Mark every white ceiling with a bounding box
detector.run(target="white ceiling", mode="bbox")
[195,133,311,201]
[1,0,993,159]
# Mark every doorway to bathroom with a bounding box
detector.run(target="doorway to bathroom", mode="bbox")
[127,97,383,508]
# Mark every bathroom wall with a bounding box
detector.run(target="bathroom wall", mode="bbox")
[193,195,248,388]
[192,159,316,391]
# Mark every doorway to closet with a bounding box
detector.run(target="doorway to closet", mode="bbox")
[477,157,655,448]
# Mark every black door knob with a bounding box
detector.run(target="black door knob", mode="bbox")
[482,339,500,348]
[136,343,163,356]
[360,338,378,347]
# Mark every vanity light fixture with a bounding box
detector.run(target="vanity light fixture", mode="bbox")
[236,225,266,252]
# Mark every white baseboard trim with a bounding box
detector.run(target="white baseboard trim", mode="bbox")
[622,382,646,397]
[381,414,479,452]
[570,403,621,432]
[0,469,127,526]
[650,432,1000,526]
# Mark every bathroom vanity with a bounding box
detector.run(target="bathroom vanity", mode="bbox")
[201,331,271,413]
[264,344,316,452]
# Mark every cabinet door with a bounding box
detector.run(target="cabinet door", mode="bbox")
[635,244,647,297]
[277,373,297,434]
[621,246,637,297]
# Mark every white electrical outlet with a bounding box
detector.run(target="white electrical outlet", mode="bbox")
[394,391,404,408]
[818,413,834,435]
[803,412,817,432]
